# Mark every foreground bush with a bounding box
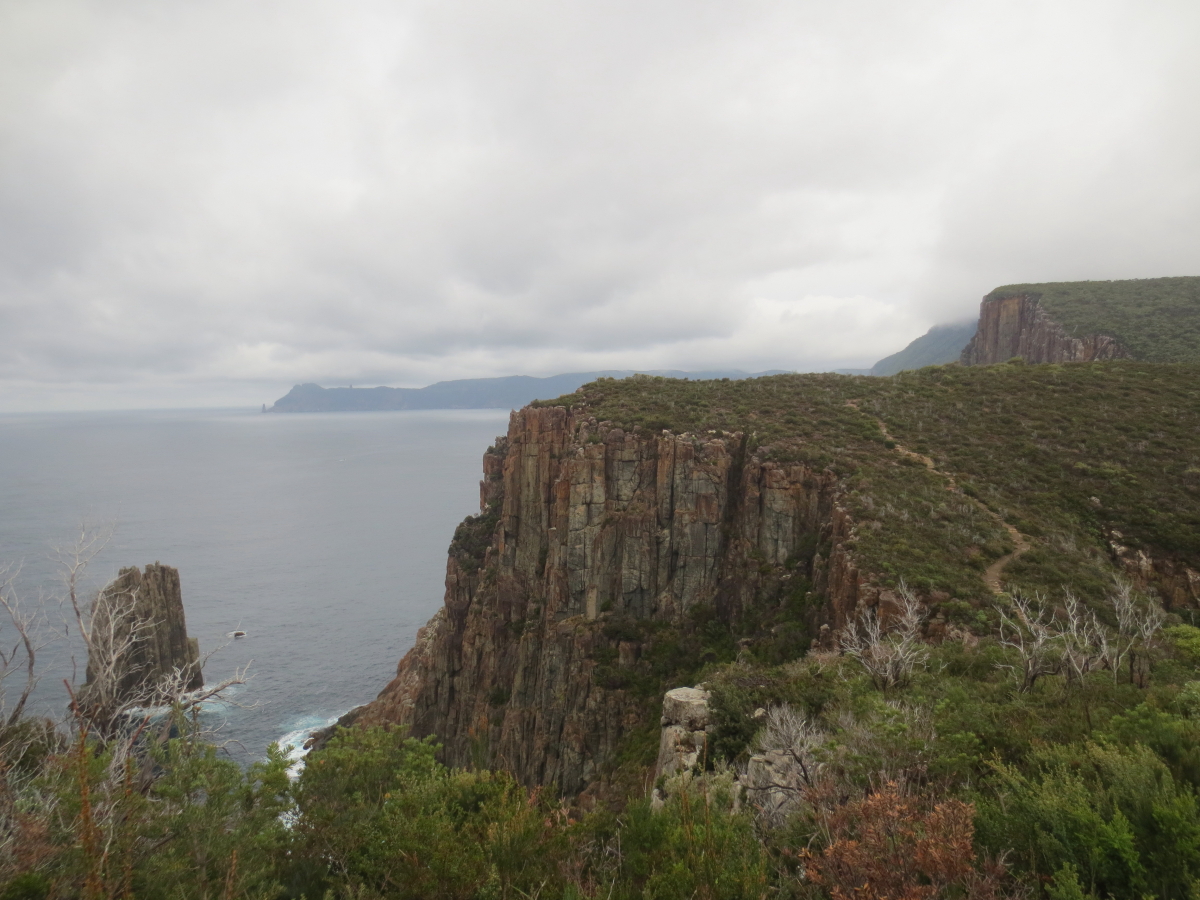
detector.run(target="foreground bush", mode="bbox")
[798,782,1007,900]
[2,724,292,899]
[976,741,1200,899]
[292,726,571,899]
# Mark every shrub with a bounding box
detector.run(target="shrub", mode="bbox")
[976,741,1200,899]
[294,726,569,899]
[798,782,1007,900]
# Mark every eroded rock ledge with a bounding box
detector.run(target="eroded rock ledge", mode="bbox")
[345,405,882,795]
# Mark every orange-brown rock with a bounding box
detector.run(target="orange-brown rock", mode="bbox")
[960,293,1129,366]
[349,406,873,794]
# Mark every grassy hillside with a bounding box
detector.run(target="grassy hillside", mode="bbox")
[988,276,1200,362]
[870,320,977,375]
[542,362,1200,605]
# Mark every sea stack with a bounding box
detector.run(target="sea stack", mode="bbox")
[84,563,203,703]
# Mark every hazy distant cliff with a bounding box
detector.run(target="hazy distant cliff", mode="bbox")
[269,369,789,413]
[960,292,1129,365]
[870,321,976,375]
[347,405,872,793]
[961,276,1200,366]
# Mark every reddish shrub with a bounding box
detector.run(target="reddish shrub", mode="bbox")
[799,782,1006,900]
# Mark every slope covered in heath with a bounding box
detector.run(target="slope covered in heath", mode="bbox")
[983,276,1200,363]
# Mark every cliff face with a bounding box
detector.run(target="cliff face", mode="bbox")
[352,406,876,794]
[960,293,1130,366]
[86,563,203,699]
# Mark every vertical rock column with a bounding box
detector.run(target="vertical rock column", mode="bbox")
[85,563,203,702]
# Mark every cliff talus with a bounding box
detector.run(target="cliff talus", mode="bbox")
[961,293,1129,365]
[352,406,870,794]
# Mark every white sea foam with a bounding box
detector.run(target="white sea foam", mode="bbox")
[275,712,344,778]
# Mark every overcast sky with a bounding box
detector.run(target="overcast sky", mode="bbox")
[1,0,1197,410]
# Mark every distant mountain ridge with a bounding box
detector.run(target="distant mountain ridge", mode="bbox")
[869,321,977,376]
[268,369,792,412]
[272,277,1200,412]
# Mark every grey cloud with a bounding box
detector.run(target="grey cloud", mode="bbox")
[1,0,1197,409]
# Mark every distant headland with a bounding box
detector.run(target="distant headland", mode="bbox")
[265,369,792,412]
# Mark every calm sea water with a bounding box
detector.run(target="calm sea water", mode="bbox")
[0,407,510,761]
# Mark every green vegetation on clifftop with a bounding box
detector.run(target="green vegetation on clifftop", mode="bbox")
[987,276,1200,363]
[541,362,1200,603]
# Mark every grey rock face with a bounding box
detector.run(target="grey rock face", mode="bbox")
[85,563,203,702]
[654,686,712,784]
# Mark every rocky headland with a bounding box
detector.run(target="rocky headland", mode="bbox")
[338,404,890,794]
[331,352,1200,799]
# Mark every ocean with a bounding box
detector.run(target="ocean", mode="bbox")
[0,406,511,762]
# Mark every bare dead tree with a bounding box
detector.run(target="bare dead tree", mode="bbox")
[999,581,1167,697]
[995,590,1063,692]
[1104,576,1139,681]
[70,581,249,760]
[50,525,249,757]
[756,705,825,788]
[54,522,114,641]
[71,581,155,740]
[1106,576,1165,687]
[0,564,54,731]
[840,580,929,691]
[1060,590,1106,685]
[741,705,828,828]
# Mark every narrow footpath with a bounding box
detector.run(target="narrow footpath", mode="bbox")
[846,400,1030,595]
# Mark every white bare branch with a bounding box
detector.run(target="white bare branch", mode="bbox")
[741,704,827,828]
[839,580,929,690]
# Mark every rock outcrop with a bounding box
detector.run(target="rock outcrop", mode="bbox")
[85,563,203,702]
[653,687,713,784]
[349,405,878,795]
[960,293,1130,366]
[1105,528,1200,610]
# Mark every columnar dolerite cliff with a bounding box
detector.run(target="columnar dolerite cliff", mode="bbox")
[342,360,1200,799]
[960,293,1129,366]
[350,406,873,794]
[85,563,203,698]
